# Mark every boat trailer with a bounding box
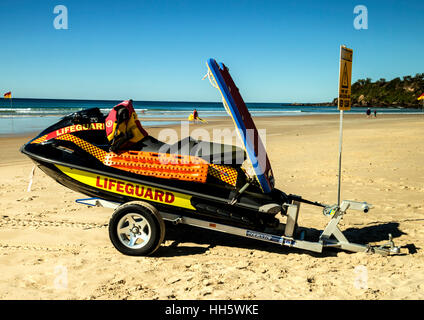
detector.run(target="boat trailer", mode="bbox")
[76,197,401,256]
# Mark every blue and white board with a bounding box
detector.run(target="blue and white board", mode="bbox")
[206,58,274,193]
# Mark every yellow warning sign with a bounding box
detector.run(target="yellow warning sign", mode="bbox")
[338,46,353,111]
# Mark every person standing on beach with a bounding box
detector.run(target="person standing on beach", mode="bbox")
[366,108,371,118]
[374,110,377,118]
[189,108,207,123]
[193,109,199,121]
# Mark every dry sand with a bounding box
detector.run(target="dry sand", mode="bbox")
[0,114,423,300]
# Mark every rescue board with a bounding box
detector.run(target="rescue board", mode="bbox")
[188,113,208,123]
[206,58,274,193]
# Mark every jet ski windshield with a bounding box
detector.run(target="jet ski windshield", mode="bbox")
[37,108,106,138]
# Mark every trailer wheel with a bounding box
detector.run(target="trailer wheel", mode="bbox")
[108,201,165,256]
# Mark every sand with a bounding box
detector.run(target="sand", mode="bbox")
[0,114,423,300]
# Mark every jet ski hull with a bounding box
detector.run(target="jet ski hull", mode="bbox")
[22,137,287,230]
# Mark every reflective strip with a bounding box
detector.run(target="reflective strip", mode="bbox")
[56,134,107,162]
[208,164,238,186]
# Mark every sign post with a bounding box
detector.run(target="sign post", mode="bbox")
[337,46,353,206]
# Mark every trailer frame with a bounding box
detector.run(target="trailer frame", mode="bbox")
[76,197,401,256]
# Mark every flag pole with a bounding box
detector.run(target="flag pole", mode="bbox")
[337,46,344,207]
[337,109,343,206]
[337,45,353,206]
[9,94,14,133]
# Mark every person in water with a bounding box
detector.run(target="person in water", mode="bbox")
[366,108,371,118]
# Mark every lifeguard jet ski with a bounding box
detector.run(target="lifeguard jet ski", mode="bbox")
[20,58,401,256]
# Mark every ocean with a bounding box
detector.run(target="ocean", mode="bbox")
[0,98,422,135]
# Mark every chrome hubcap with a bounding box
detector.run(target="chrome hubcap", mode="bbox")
[117,213,151,249]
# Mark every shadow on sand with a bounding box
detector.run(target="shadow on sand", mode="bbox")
[153,221,416,258]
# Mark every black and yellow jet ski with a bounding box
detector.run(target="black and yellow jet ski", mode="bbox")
[21,58,396,257]
[20,105,290,233]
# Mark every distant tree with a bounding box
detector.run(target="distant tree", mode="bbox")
[355,79,367,86]
[349,74,423,108]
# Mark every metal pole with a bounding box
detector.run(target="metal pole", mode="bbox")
[337,110,343,206]
[10,97,14,133]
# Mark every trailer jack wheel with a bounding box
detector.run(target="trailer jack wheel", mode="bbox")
[108,201,165,256]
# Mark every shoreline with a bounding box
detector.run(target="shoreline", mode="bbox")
[0,113,422,138]
[2,97,423,109]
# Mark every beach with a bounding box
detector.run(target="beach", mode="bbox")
[0,113,423,299]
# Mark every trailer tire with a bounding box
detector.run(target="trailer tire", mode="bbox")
[108,201,165,256]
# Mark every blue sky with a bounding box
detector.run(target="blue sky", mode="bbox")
[0,0,423,102]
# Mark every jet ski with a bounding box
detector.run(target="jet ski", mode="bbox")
[21,58,400,257]
[20,96,290,235]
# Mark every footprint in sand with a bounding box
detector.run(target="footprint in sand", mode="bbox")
[16,196,39,202]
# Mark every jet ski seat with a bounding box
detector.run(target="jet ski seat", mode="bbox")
[168,136,246,166]
[132,136,246,166]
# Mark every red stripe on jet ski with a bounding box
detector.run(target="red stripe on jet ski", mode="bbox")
[31,123,105,144]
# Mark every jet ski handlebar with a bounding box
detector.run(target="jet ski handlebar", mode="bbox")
[287,194,327,208]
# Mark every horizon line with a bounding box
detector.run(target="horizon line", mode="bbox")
[1,97,334,105]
